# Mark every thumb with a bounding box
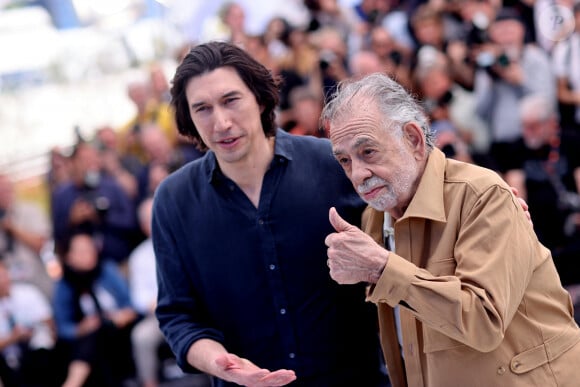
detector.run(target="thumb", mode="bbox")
[329,207,354,232]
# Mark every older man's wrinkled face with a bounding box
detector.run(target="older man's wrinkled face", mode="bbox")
[329,100,421,216]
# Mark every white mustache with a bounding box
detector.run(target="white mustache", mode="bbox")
[357,176,387,194]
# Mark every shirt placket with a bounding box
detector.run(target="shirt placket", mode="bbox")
[255,157,298,365]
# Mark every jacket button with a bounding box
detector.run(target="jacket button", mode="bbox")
[497,366,506,375]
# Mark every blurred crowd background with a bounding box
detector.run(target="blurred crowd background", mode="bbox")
[1,0,580,386]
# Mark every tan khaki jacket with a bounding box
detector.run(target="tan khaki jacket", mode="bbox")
[364,148,580,387]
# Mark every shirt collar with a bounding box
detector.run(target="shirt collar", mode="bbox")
[399,147,447,223]
[205,129,293,184]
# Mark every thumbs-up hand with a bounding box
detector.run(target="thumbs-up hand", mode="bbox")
[324,207,389,284]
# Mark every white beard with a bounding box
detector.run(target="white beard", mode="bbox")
[357,152,418,212]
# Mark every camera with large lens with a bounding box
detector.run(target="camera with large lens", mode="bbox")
[81,171,110,218]
[475,51,510,69]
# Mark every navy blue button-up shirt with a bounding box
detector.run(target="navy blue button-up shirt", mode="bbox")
[153,130,385,386]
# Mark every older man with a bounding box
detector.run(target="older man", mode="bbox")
[323,73,580,387]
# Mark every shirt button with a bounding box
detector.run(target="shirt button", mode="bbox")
[269,264,276,270]
[497,366,506,375]
[258,219,264,225]
[288,353,295,359]
[228,185,235,191]
[280,308,286,315]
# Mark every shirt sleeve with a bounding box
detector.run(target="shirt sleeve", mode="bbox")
[152,186,224,373]
[368,185,538,352]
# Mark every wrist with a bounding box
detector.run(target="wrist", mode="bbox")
[368,252,388,284]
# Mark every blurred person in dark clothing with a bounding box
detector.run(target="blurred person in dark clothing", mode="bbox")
[504,94,580,286]
[153,41,388,387]
[414,53,492,166]
[473,7,555,173]
[51,141,140,266]
[53,232,138,387]
[95,126,143,201]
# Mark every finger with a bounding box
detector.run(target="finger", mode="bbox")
[328,207,354,232]
[258,370,297,386]
[324,232,334,247]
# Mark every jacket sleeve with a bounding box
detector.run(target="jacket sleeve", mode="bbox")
[368,185,539,352]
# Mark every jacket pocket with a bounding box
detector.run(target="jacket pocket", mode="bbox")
[423,325,465,353]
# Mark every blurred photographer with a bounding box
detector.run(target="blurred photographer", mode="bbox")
[309,27,350,101]
[504,94,580,286]
[444,0,500,90]
[0,174,54,300]
[51,141,140,267]
[414,50,492,165]
[368,25,412,90]
[473,7,555,173]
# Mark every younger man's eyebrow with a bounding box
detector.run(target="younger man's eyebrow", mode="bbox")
[190,90,241,110]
